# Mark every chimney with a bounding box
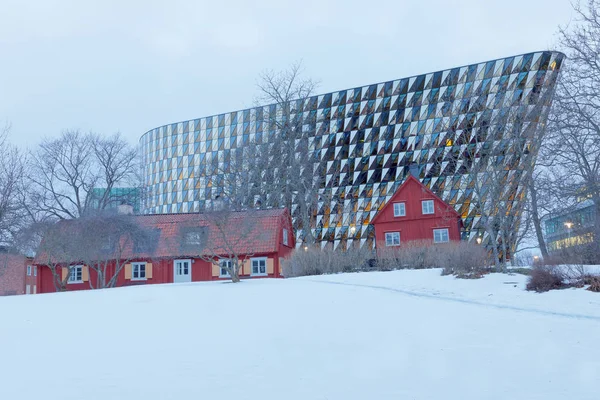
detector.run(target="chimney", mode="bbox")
[117,201,134,215]
[409,163,420,178]
[213,195,225,211]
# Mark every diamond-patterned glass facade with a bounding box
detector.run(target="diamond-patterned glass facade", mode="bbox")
[141,51,564,249]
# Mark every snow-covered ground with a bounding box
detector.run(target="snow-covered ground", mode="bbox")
[1,269,599,400]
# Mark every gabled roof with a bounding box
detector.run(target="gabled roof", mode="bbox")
[371,174,460,225]
[34,208,292,264]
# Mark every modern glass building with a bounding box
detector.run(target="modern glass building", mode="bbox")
[140,51,564,250]
[544,200,595,253]
[88,188,142,214]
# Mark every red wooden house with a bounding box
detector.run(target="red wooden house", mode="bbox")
[371,175,462,249]
[34,208,294,293]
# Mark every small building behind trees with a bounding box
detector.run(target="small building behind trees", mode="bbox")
[0,249,35,296]
[371,175,462,250]
[33,208,294,293]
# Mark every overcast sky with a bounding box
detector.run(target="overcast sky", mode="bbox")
[1,0,573,148]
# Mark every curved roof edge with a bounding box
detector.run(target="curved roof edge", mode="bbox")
[139,50,566,144]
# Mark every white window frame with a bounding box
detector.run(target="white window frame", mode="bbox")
[132,262,147,281]
[33,285,37,294]
[385,232,400,247]
[26,285,31,294]
[422,200,435,215]
[283,229,289,246]
[27,265,32,276]
[68,265,83,284]
[251,257,267,276]
[433,228,450,243]
[34,266,37,276]
[219,259,232,278]
[393,202,406,217]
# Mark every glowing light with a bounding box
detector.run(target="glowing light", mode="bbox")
[564,222,573,229]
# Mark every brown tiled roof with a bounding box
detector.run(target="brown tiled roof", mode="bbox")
[136,208,291,258]
[34,208,293,264]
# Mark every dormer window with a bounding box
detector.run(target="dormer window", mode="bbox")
[185,231,203,245]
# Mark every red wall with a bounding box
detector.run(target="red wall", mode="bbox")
[0,254,29,296]
[373,177,461,248]
[36,251,294,293]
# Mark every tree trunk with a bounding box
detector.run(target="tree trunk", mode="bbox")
[529,181,549,259]
[231,267,240,283]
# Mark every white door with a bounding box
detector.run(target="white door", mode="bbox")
[174,259,192,283]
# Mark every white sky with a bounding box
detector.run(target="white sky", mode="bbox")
[0,0,573,148]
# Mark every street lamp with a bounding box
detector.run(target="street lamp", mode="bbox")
[350,226,356,235]
[476,237,482,244]
[303,245,308,252]
[564,221,573,244]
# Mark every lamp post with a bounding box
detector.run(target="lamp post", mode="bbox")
[564,221,573,245]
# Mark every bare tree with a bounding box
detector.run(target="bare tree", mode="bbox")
[249,62,325,246]
[33,212,154,290]
[460,81,555,270]
[533,0,600,261]
[27,130,139,220]
[181,203,269,283]
[31,220,80,291]
[0,122,27,247]
[76,212,154,289]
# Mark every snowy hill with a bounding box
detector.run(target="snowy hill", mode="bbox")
[1,269,599,400]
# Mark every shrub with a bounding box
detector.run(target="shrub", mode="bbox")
[375,240,436,270]
[583,275,600,292]
[526,266,567,293]
[376,240,488,278]
[282,246,373,277]
[284,240,488,278]
[435,241,489,278]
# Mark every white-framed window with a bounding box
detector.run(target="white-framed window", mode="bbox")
[385,232,400,247]
[27,265,32,276]
[393,202,406,217]
[34,266,37,276]
[132,262,147,280]
[283,229,289,246]
[33,285,36,294]
[219,259,232,278]
[68,265,83,283]
[433,228,450,243]
[422,200,435,215]
[251,257,267,276]
[26,285,31,294]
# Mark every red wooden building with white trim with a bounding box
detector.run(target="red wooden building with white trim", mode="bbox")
[34,208,294,293]
[372,175,462,249]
